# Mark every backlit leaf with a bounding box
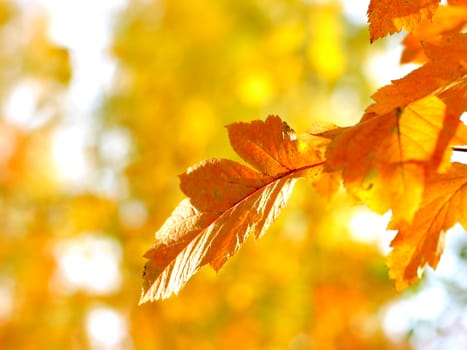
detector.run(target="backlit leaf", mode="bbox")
[140,116,327,302]
[368,34,467,116]
[367,0,439,42]
[449,0,467,5]
[320,95,467,222]
[400,5,467,64]
[388,163,467,290]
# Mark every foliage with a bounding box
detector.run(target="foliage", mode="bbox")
[1,0,466,349]
[141,116,329,302]
[141,0,467,302]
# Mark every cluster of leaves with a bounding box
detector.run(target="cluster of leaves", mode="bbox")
[141,0,467,303]
[2,1,411,348]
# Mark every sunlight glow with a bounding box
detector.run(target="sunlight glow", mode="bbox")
[51,124,91,186]
[35,0,127,191]
[340,0,368,25]
[37,0,127,50]
[86,306,128,349]
[381,285,448,341]
[53,234,122,294]
[4,82,37,128]
[381,299,412,341]
[434,225,467,287]
[3,80,54,130]
[348,208,393,253]
[364,42,419,88]
[37,0,124,112]
[380,227,467,349]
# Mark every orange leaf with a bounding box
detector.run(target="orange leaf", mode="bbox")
[368,33,467,116]
[387,163,467,290]
[401,5,467,64]
[140,116,327,302]
[227,118,324,176]
[367,0,439,42]
[448,0,467,5]
[320,95,467,222]
[437,75,467,118]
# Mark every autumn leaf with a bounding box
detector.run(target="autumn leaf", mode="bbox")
[367,0,439,42]
[368,33,467,116]
[400,5,467,64]
[387,163,467,290]
[319,95,467,222]
[139,2,467,303]
[140,116,328,303]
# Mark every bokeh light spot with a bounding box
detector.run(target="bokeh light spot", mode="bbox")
[52,124,91,187]
[100,128,131,169]
[119,199,148,230]
[236,70,276,107]
[364,43,419,88]
[53,233,122,295]
[85,306,128,349]
[3,80,50,129]
[348,208,393,253]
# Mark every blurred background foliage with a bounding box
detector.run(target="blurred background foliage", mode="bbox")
[0,0,466,349]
